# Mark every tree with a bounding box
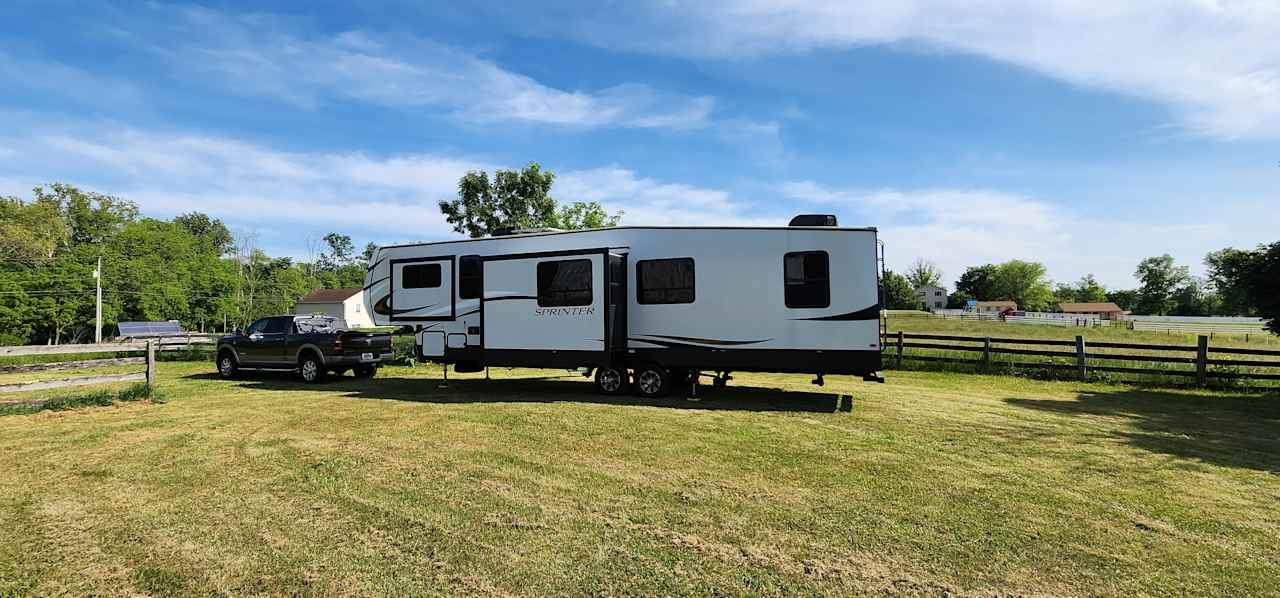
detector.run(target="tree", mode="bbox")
[0,194,66,263]
[905,258,943,288]
[1106,289,1138,312]
[1244,242,1280,335]
[1134,254,1189,315]
[991,260,1054,311]
[1170,277,1220,317]
[553,201,622,230]
[439,162,621,238]
[1054,274,1107,305]
[882,270,921,310]
[955,264,999,301]
[1204,247,1257,316]
[35,183,137,245]
[175,212,234,255]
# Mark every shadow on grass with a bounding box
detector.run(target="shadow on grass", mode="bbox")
[1006,388,1280,473]
[182,371,849,413]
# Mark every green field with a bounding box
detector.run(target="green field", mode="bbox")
[2,362,1278,596]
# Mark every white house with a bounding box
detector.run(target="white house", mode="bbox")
[915,284,947,311]
[295,288,375,329]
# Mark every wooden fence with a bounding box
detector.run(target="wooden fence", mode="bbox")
[0,342,159,394]
[883,332,1280,386]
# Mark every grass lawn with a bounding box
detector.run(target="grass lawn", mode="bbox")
[2,362,1278,596]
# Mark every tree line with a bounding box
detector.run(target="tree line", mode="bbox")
[882,247,1280,334]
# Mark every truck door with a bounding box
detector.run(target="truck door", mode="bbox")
[482,250,608,358]
[388,257,454,322]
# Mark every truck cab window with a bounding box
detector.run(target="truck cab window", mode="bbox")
[459,255,482,299]
[402,263,442,289]
[246,318,270,334]
[784,251,830,308]
[537,259,592,307]
[637,258,695,304]
[263,317,289,334]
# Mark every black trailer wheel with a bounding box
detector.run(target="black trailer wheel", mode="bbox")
[217,351,239,379]
[299,354,327,383]
[594,365,628,395]
[633,363,671,398]
[354,364,378,378]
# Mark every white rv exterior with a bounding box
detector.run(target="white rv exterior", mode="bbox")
[363,225,882,396]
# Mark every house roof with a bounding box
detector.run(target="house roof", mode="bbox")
[1060,302,1123,313]
[976,300,1017,308]
[298,288,362,303]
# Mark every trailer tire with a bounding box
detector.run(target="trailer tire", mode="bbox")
[594,365,628,395]
[633,363,671,398]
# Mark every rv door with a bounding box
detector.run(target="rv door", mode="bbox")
[482,250,608,355]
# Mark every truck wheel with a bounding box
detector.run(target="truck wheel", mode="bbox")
[299,354,326,383]
[354,365,378,379]
[217,352,239,379]
[594,365,628,395]
[633,363,671,398]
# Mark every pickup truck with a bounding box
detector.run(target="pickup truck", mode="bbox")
[216,315,394,382]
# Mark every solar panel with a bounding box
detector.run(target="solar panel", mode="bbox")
[118,320,185,338]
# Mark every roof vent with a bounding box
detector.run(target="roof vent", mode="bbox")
[788,214,838,227]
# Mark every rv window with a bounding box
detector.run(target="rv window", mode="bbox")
[784,251,830,308]
[459,255,482,299]
[637,258,695,304]
[537,259,592,307]
[402,263,442,289]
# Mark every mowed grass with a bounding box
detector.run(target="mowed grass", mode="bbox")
[1,362,1279,596]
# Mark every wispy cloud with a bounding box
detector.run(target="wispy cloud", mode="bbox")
[545,1,1280,139]
[556,166,776,227]
[113,7,714,129]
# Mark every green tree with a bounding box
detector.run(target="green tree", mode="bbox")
[955,264,999,300]
[882,270,921,310]
[1106,289,1138,312]
[1170,277,1220,316]
[0,194,66,262]
[1134,254,1189,315]
[439,162,620,238]
[35,183,137,245]
[1243,242,1280,335]
[991,260,1054,311]
[175,212,234,255]
[1055,274,1107,305]
[1204,247,1257,316]
[905,258,943,289]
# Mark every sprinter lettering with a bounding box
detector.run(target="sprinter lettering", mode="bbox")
[534,306,596,317]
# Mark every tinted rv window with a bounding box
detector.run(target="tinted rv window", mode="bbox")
[637,258,695,304]
[784,251,830,308]
[459,255,482,299]
[402,263,441,289]
[537,259,592,307]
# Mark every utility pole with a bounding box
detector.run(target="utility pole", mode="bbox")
[94,256,103,344]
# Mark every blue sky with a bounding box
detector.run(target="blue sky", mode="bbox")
[1,1,1276,289]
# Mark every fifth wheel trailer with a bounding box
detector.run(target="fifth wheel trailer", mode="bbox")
[363,219,883,397]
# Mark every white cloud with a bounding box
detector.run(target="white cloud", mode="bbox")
[120,7,713,129]
[556,167,777,227]
[556,1,1280,139]
[778,180,1248,289]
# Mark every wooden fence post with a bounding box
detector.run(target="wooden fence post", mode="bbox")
[896,331,904,369]
[982,337,991,371]
[146,340,157,388]
[1196,335,1208,388]
[1075,336,1087,381]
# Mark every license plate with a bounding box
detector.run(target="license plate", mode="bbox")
[361,352,375,361]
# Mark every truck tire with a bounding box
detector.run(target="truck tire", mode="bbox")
[217,351,239,379]
[354,364,378,378]
[633,363,671,398]
[594,365,628,395]
[299,354,326,383]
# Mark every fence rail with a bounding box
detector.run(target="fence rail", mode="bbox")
[883,332,1280,386]
[0,342,158,394]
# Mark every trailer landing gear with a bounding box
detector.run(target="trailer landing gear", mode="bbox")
[811,373,825,387]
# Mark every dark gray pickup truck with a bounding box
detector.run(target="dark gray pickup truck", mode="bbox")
[216,315,394,382]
